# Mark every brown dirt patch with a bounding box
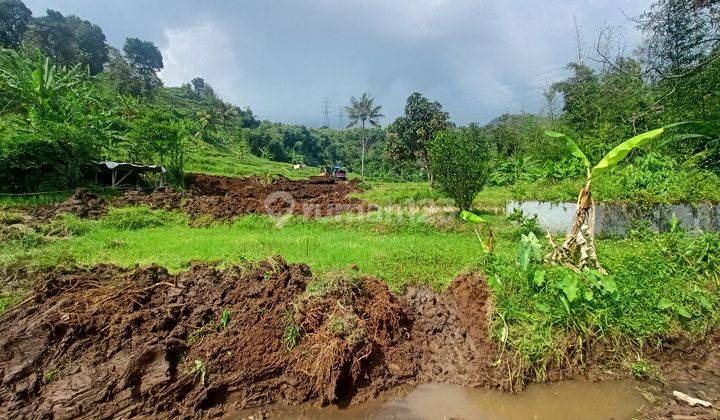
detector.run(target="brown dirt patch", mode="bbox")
[28,188,109,221]
[116,173,374,220]
[0,260,499,418]
[641,332,720,419]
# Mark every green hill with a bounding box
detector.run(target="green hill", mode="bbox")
[185,141,320,179]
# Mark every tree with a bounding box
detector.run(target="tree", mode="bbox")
[20,9,108,74]
[543,127,669,273]
[345,92,384,180]
[123,37,163,72]
[190,77,217,99]
[21,10,78,67]
[386,92,452,185]
[0,0,32,49]
[636,0,718,77]
[107,46,162,97]
[430,124,494,210]
[550,63,602,131]
[65,15,108,75]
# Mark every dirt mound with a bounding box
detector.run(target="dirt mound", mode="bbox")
[113,188,184,211]
[181,173,371,219]
[0,262,499,418]
[115,173,373,220]
[53,188,108,219]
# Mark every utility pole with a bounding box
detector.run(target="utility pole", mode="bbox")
[321,97,332,128]
[337,106,345,130]
[573,15,584,64]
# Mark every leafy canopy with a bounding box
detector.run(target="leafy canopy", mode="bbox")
[430,124,494,210]
[0,0,32,49]
[123,37,163,72]
[345,93,384,129]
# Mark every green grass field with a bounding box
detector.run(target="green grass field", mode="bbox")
[185,142,321,180]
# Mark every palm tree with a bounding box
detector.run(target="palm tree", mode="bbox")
[345,93,384,180]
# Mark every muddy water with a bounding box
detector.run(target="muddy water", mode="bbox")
[248,380,645,419]
[507,200,720,235]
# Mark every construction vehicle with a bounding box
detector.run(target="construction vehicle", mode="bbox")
[310,163,347,184]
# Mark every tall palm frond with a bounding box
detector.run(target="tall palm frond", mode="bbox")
[345,92,384,180]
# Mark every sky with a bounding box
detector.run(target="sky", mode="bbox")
[24,0,652,127]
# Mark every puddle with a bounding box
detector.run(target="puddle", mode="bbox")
[237,380,646,419]
[507,200,720,235]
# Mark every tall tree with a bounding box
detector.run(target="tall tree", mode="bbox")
[345,92,384,180]
[65,15,108,75]
[0,0,32,49]
[106,46,161,97]
[637,0,719,77]
[123,37,163,72]
[21,10,78,66]
[386,92,451,185]
[21,9,108,73]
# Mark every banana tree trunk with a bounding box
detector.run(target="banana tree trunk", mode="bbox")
[546,178,606,274]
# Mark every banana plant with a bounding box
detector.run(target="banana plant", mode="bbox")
[460,210,494,254]
[544,126,675,273]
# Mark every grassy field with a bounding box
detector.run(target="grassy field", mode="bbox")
[2,211,486,291]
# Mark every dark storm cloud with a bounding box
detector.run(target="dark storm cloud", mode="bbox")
[23,0,651,126]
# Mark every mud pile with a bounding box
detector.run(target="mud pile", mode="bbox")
[115,173,372,219]
[0,259,499,418]
[52,188,108,219]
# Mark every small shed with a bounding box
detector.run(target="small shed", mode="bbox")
[94,161,167,188]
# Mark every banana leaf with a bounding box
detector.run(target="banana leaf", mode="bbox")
[460,210,485,223]
[544,131,590,169]
[592,128,664,176]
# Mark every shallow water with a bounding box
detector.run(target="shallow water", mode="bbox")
[507,200,720,235]
[251,380,645,419]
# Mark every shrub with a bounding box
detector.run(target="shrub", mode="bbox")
[0,121,99,192]
[429,124,495,210]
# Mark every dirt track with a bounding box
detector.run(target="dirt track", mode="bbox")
[0,259,501,419]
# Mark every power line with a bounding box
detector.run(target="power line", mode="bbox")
[321,97,332,128]
[337,106,345,129]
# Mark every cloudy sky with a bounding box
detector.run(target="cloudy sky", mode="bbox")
[24,0,652,127]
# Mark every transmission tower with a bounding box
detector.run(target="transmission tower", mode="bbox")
[337,107,345,129]
[321,97,332,128]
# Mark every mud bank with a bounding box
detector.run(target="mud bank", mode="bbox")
[0,258,500,418]
[1,259,718,419]
[643,331,720,419]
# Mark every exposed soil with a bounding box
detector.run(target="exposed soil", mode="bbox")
[0,259,499,419]
[115,173,374,220]
[30,188,110,221]
[643,332,720,419]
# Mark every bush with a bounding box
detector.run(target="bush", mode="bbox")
[0,121,100,192]
[101,206,185,230]
[429,124,495,210]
